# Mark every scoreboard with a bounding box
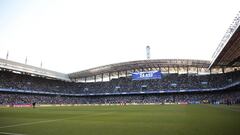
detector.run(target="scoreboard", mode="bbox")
[132,71,162,80]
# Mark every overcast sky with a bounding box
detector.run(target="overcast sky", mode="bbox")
[0,0,239,73]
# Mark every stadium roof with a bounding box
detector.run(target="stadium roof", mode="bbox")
[0,58,71,81]
[1,12,239,81]
[69,59,211,79]
[210,12,240,68]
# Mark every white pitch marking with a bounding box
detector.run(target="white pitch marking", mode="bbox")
[0,119,64,129]
[0,131,26,135]
[0,112,113,129]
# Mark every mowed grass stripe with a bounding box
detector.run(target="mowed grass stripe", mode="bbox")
[204,104,240,112]
[0,105,239,135]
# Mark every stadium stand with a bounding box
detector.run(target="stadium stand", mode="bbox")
[0,68,240,106]
[0,70,239,94]
[0,12,240,106]
[0,88,240,105]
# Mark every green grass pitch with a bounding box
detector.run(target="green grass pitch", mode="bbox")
[0,105,239,135]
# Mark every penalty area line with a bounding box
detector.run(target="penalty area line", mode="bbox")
[0,131,26,135]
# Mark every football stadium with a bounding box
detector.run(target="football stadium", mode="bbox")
[0,1,240,135]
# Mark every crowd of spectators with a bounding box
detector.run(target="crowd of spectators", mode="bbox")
[0,89,240,105]
[82,73,237,93]
[0,70,239,94]
[0,71,84,93]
